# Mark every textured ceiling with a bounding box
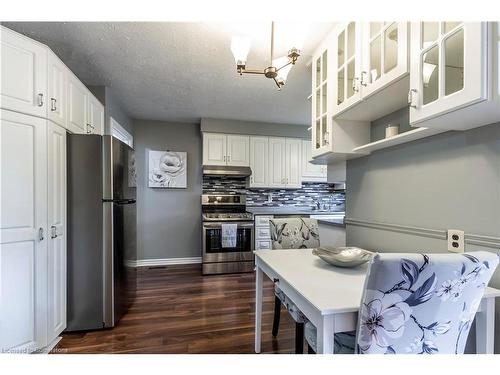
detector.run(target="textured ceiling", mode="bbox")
[3,22,334,125]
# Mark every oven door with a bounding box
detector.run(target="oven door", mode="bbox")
[202,221,254,263]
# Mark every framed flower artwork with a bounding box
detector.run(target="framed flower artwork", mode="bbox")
[148,150,187,188]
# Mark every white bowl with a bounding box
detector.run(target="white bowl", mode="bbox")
[312,246,374,268]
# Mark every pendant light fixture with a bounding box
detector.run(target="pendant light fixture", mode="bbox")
[230,22,303,90]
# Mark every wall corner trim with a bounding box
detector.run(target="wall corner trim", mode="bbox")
[129,257,202,268]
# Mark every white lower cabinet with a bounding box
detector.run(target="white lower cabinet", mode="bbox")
[0,110,48,353]
[0,110,66,353]
[46,121,67,344]
[254,215,274,250]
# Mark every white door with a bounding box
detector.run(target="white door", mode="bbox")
[47,51,66,128]
[333,22,363,116]
[226,135,250,166]
[203,133,226,165]
[409,22,488,125]
[0,26,48,118]
[87,95,104,135]
[249,136,269,187]
[0,110,48,353]
[286,139,302,188]
[361,22,409,99]
[67,73,87,134]
[301,140,326,182]
[46,122,67,344]
[268,137,286,188]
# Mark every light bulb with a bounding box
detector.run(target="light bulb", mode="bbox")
[231,36,251,66]
[274,56,293,84]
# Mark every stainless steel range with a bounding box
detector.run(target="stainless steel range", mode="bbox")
[201,194,254,275]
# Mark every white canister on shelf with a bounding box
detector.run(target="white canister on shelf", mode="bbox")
[385,124,400,138]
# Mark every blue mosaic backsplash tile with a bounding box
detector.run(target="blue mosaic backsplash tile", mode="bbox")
[202,176,345,211]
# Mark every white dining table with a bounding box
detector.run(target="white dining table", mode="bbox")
[254,249,500,354]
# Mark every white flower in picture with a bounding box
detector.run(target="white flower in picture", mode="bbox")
[148,150,187,188]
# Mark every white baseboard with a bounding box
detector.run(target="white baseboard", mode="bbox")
[131,257,202,268]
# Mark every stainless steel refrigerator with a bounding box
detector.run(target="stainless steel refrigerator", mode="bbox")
[66,134,137,331]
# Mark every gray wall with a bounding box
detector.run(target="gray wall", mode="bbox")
[134,120,202,260]
[201,117,309,138]
[345,119,500,353]
[88,86,134,135]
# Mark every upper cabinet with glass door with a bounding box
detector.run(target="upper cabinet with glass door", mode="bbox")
[333,22,363,116]
[311,34,333,158]
[409,22,500,130]
[332,22,410,121]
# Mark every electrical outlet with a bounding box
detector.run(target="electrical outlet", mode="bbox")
[447,229,465,253]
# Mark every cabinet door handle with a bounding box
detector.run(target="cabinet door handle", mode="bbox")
[38,227,44,241]
[50,98,57,111]
[360,71,368,86]
[352,77,360,93]
[50,225,58,239]
[408,89,417,108]
[86,124,94,134]
[227,155,230,163]
[37,93,44,107]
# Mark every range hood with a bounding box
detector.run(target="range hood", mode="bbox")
[203,165,252,177]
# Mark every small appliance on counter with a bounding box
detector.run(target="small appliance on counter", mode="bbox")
[201,194,254,275]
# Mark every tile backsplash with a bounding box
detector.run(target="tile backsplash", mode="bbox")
[202,176,345,211]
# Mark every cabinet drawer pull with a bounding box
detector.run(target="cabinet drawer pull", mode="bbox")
[360,71,368,86]
[37,93,44,107]
[408,89,417,108]
[273,278,279,283]
[50,98,57,111]
[50,225,58,239]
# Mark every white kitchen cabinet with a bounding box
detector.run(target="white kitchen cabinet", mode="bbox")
[268,137,287,188]
[249,136,269,187]
[285,138,302,188]
[47,51,67,128]
[87,95,104,135]
[0,110,48,353]
[0,26,48,118]
[226,135,250,166]
[408,22,499,130]
[202,133,250,166]
[311,34,332,158]
[46,121,67,344]
[333,22,364,116]
[268,138,303,188]
[301,140,326,182]
[203,133,226,165]
[67,72,88,135]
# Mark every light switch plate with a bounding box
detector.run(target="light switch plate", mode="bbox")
[447,229,465,253]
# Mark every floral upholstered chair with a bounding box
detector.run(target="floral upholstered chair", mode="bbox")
[305,251,499,354]
[269,218,320,354]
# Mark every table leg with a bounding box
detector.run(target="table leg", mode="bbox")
[316,315,335,354]
[255,266,263,353]
[475,298,495,354]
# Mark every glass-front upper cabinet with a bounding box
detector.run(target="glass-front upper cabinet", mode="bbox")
[332,22,363,116]
[311,36,332,157]
[409,22,488,125]
[361,22,409,99]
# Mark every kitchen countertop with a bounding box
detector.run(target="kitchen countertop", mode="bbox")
[246,207,346,227]
[246,206,345,216]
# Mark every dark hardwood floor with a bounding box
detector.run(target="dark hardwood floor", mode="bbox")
[54,265,297,354]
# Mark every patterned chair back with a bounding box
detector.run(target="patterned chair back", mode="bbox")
[356,251,499,354]
[269,218,320,250]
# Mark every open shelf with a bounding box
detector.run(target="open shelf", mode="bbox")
[352,127,442,154]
